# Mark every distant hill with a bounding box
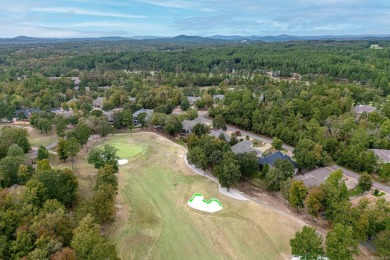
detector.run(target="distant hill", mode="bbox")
[0,34,390,45]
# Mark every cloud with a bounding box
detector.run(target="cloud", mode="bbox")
[31,7,146,19]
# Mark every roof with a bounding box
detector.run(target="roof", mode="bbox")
[209,129,231,142]
[231,140,259,155]
[370,149,390,162]
[212,94,225,101]
[187,96,201,103]
[128,97,137,102]
[52,109,74,118]
[132,108,153,118]
[353,105,377,114]
[182,118,203,131]
[15,108,41,117]
[258,151,297,167]
[103,108,123,121]
[93,97,104,107]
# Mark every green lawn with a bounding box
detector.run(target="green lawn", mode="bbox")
[103,133,302,260]
[348,186,364,197]
[98,136,145,158]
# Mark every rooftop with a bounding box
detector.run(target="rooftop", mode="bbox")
[209,129,231,142]
[231,140,260,155]
[258,151,296,167]
[353,105,377,114]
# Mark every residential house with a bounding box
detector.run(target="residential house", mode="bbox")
[93,97,104,108]
[353,105,377,115]
[182,118,204,135]
[187,96,201,106]
[132,109,153,124]
[52,108,74,118]
[370,149,390,163]
[212,94,225,102]
[128,97,137,103]
[208,129,231,142]
[231,140,262,156]
[14,108,41,120]
[258,151,297,168]
[103,108,123,122]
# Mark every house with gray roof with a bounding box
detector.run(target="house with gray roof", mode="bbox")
[370,149,390,163]
[103,108,123,122]
[212,94,225,102]
[187,96,201,106]
[353,105,377,115]
[208,129,231,142]
[93,97,104,108]
[231,140,261,156]
[258,151,297,168]
[15,108,41,120]
[132,109,153,124]
[128,97,137,103]
[52,109,74,118]
[182,118,204,135]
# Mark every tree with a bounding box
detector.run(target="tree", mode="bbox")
[274,159,295,179]
[325,224,358,260]
[71,214,119,260]
[281,178,292,200]
[74,123,91,150]
[358,174,373,192]
[37,145,49,160]
[186,108,198,120]
[92,184,116,223]
[216,152,241,191]
[137,112,148,128]
[36,159,52,172]
[289,180,308,212]
[0,127,30,154]
[65,137,81,171]
[56,120,67,137]
[375,225,390,258]
[192,123,209,137]
[88,145,119,173]
[305,187,326,217]
[294,139,322,171]
[33,169,78,207]
[272,137,283,150]
[57,138,68,162]
[38,118,52,134]
[180,98,190,111]
[163,115,182,137]
[98,118,113,140]
[236,152,259,179]
[187,146,208,173]
[0,156,25,188]
[264,167,285,191]
[378,163,390,182]
[7,144,24,157]
[213,114,227,130]
[50,247,76,260]
[290,226,324,260]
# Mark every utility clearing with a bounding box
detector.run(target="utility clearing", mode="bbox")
[103,133,303,260]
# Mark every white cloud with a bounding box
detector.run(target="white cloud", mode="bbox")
[31,7,146,19]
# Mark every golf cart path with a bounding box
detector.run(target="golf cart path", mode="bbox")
[130,132,313,231]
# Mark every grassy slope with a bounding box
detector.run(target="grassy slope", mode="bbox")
[103,134,302,260]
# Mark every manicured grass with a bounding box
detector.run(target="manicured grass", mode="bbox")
[348,186,364,197]
[98,136,144,158]
[102,133,302,260]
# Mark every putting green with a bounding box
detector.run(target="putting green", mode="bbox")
[99,136,144,158]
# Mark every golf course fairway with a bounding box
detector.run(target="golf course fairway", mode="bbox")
[104,133,303,260]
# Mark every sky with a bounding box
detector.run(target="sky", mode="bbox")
[0,0,389,38]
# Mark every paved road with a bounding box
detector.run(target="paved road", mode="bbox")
[29,140,58,159]
[328,165,390,194]
[198,113,294,151]
[198,113,390,192]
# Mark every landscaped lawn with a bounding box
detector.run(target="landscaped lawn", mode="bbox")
[348,186,364,197]
[28,128,57,148]
[98,133,303,260]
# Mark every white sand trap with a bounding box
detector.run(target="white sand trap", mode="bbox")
[188,193,223,213]
[117,159,128,166]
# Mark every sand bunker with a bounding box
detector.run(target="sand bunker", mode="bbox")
[118,159,129,166]
[188,193,223,213]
